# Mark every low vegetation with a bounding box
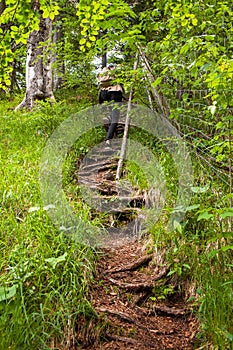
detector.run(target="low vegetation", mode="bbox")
[0,90,232,349]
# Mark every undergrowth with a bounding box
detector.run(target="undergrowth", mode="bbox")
[149,176,233,349]
[0,91,232,349]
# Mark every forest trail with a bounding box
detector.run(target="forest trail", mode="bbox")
[76,138,200,349]
[78,240,199,349]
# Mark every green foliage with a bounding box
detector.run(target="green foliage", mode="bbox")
[0,0,60,90]
[77,0,137,52]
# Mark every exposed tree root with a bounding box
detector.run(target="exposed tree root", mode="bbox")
[131,291,149,306]
[96,307,148,331]
[140,305,188,317]
[105,333,139,345]
[105,254,153,274]
[106,265,168,292]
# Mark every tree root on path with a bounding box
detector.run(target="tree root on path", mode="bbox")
[140,305,188,317]
[104,254,153,274]
[96,307,147,330]
[105,333,139,345]
[106,266,168,292]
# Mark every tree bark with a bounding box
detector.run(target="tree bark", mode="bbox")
[0,0,5,15]
[116,54,139,180]
[52,21,65,90]
[0,0,6,94]
[15,11,55,110]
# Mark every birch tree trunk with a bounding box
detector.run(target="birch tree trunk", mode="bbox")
[15,12,55,110]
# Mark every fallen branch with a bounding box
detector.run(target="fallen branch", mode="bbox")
[105,254,153,274]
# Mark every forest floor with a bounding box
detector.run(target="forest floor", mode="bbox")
[78,239,200,349]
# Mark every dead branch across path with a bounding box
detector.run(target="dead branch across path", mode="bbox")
[105,254,153,274]
[106,266,168,292]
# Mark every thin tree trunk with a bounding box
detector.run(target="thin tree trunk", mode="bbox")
[0,0,6,93]
[15,8,55,110]
[228,118,232,231]
[0,0,5,15]
[102,52,107,69]
[137,45,170,118]
[116,55,139,180]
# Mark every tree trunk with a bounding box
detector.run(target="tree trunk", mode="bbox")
[52,21,65,90]
[0,0,5,15]
[102,52,107,68]
[0,0,6,94]
[15,14,55,110]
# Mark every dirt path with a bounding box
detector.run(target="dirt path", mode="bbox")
[77,239,199,349]
[75,143,199,349]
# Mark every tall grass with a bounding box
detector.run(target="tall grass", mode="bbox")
[0,94,97,349]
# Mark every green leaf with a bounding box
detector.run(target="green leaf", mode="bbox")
[224,331,233,341]
[192,18,198,26]
[42,8,49,19]
[191,185,209,193]
[152,76,162,88]
[79,38,86,45]
[0,285,18,302]
[185,204,200,211]
[197,211,214,221]
[221,245,233,252]
[45,252,67,269]
[10,25,18,32]
[220,211,233,218]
